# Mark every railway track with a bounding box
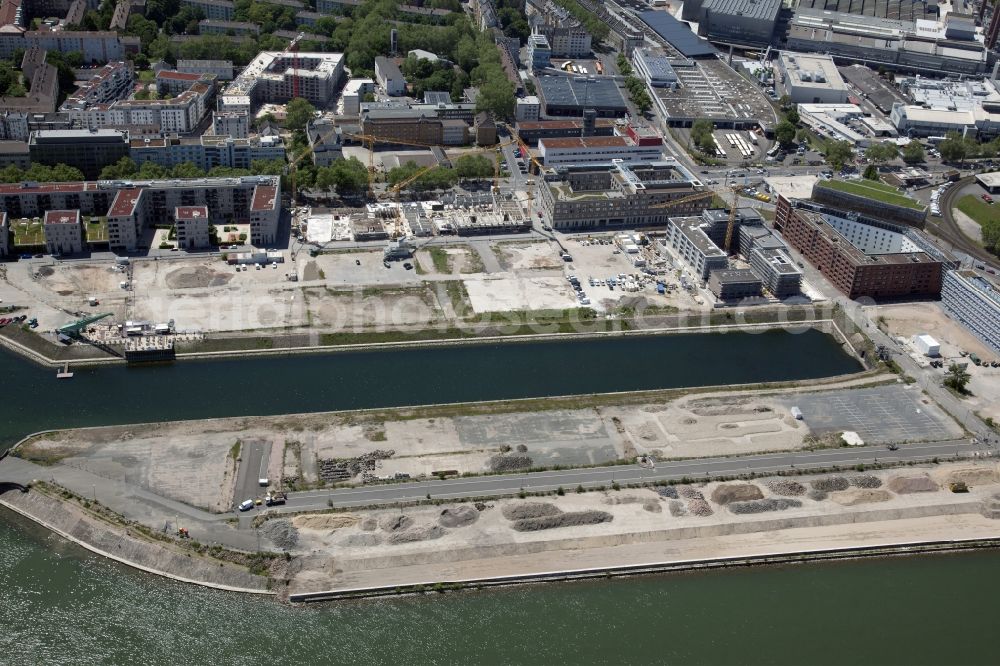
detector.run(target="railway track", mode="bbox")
[935,176,1000,270]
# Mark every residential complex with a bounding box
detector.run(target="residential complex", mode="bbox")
[0,175,280,252]
[538,160,704,230]
[130,135,285,172]
[42,209,83,255]
[220,51,344,114]
[941,270,1000,353]
[174,205,211,250]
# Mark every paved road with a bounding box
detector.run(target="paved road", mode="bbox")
[233,440,269,509]
[264,437,986,512]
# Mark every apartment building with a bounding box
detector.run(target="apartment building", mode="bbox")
[176,59,235,81]
[708,268,762,300]
[0,211,9,257]
[68,81,213,134]
[174,205,211,249]
[130,134,285,171]
[941,270,1000,353]
[156,70,214,97]
[59,61,134,111]
[212,110,249,139]
[198,19,259,35]
[25,30,130,63]
[180,0,234,20]
[43,209,83,255]
[221,51,344,112]
[664,215,729,279]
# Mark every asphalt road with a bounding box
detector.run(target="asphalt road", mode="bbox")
[234,440,269,509]
[267,438,986,512]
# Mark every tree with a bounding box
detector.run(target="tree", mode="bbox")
[454,154,493,179]
[863,163,879,181]
[498,7,529,44]
[938,131,970,164]
[171,162,205,178]
[689,118,716,154]
[137,161,169,179]
[865,141,898,165]
[99,156,139,180]
[616,52,632,76]
[901,141,925,164]
[822,140,854,170]
[50,164,85,181]
[784,106,799,126]
[774,120,796,147]
[944,363,971,394]
[475,77,515,121]
[284,97,316,132]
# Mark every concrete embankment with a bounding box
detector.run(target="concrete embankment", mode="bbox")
[290,536,1000,602]
[0,489,273,595]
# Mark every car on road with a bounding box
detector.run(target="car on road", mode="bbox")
[403,262,413,270]
[982,194,994,204]
[238,499,254,511]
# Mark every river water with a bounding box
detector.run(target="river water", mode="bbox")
[7,329,991,664]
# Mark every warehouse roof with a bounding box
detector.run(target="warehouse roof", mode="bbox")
[536,75,627,110]
[638,11,716,58]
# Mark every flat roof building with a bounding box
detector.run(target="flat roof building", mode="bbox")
[174,205,211,250]
[536,75,628,118]
[665,215,729,279]
[748,247,802,299]
[709,268,762,301]
[222,51,344,111]
[28,128,129,179]
[43,208,83,255]
[812,178,927,228]
[941,270,1000,353]
[683,0,781,45]
[537,135,663,166]
[777,53,848,104]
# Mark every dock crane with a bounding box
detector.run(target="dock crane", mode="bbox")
[56,312,113,338]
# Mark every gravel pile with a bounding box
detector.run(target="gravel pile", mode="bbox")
[711,483,764,505]
[687,499,713,516]
[359,517,378,531]
[511,510,612,532]
[386,525,448,545]
[849,474,883,489]
[888,475,938,494]
[259,519,298,550]
[668,500,687,517]
[488,454,533,473]
[340,533,382,547]
[678,486,705,500]
[808,490,828,501]
[501,502,560,520]
[656,486,679,499]
[438,505,479,528]
[729,498,802,514]
[379,515,414,532]
[765,479,806,496]
[811,476,849,492]
[318,449,395,482]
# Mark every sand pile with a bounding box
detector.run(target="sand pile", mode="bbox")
[643,501,662,513]
[811,476,849,492]
[438,505,479,528]
[829,489,892,506]
[808,490,829,501]
[259,519,299,549]
[511,511,613,532]
[848,475,883,489]
[932,467,998,487]
[711,483,764,505]
[603,495,648,506]
[888,475,938,494]
[292,514,359,530]
[359,518,378,531]
[501,502,560,520]
[729,498,802,514]
[668,500,687,517]
[387,525,447,544]
[766,479,806,496]
[379,515,415,532]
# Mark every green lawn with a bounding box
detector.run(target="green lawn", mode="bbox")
[12,219,44,247]
[85,217,108,243]
[820,179,924,210]
[956,195,1000,254]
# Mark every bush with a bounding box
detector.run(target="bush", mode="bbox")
[576,485,585,494]
[556,486,565,496]
[238,233,247,241]
[158,242,174,249]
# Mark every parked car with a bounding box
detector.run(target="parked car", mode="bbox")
[238,499,254,511]
[982,194,994,204]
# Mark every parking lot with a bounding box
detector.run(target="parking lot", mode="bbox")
[779,385,962,444]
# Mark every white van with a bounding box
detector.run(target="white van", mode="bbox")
[238,499,254,511]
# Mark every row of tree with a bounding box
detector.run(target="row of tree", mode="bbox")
[385,154,495,192]
[98,157,285,181]
[0,163,84,183]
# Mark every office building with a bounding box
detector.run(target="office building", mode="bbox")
[0,140,29,169]
[514,118,617,144]
[748,247,802,298]
[515,96,541,122]
[709,269,762,300]
[28,129,129,178]
[665,215,729,279]
[527,33,551,72]
[374,56,405,96]
[361,108,444,145]
[174,205,211,250]
[777,53,849,104]
[538,159,704,230]
[941,270,1000,353]
[537,135,663,166]
[43,209,83,255]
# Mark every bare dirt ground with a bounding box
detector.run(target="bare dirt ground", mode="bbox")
[494,241,565,271]
[869,302,1000,422]
[283,462,1000,594]
[952,209,985,243]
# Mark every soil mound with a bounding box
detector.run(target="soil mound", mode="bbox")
[932,467,998,487]
[438,505,479,528]
[642,501,662,513]
[165,265,232,289]
[386,525,447,544]
[501,502,560,520]
[830,489,892,506]
[888,475,938,494]
[359,517,378,531]
[340,533,382,547]
[711,483,764,505]
[292,514,359,530]
[379,515,415,532]
[766,479,806,496]
[511,510,612,532]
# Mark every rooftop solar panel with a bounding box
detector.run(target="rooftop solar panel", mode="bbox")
[638,11,717,58]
